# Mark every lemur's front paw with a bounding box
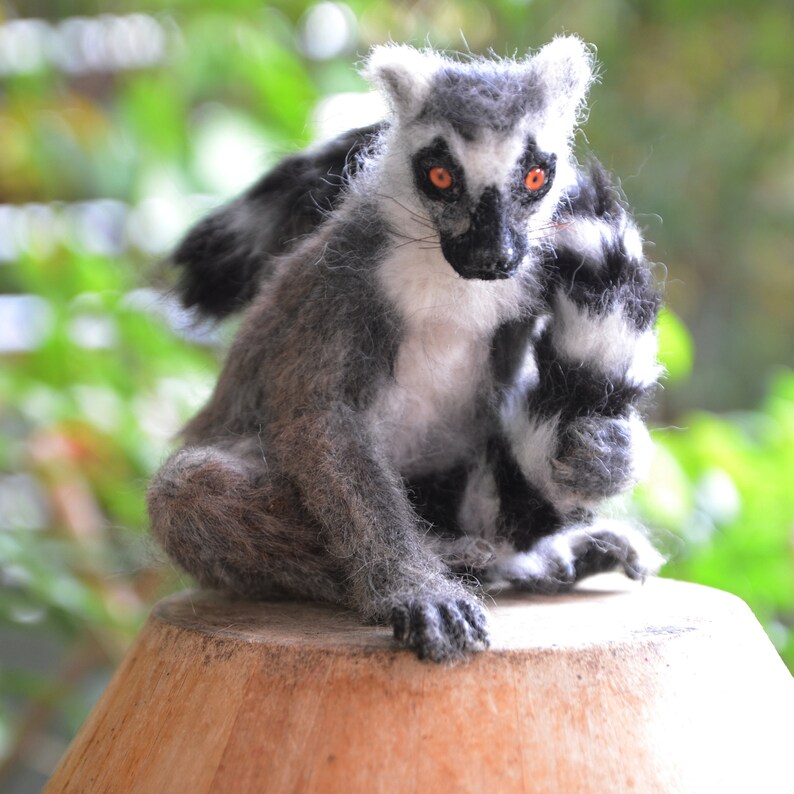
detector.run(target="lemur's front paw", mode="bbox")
[551,416,642,500]
[391,594,490,662]
[494,521,664,593]
[566,522,664,582]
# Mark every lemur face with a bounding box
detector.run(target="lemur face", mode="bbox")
[364,38,594,281]
[410,131,557,280]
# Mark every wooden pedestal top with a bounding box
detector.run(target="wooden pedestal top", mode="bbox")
[46,576,794,794]
[150,574,743,652]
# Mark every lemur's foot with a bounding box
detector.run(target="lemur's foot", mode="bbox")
[551,415,652,501]
[493,520,664,593]
[391,594,490,662]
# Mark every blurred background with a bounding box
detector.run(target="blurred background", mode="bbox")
[0,0,792,789]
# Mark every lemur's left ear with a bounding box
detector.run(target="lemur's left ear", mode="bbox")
[528,35,596,128]
[361,44,443,119]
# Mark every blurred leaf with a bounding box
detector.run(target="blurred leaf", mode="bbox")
[656,307,694,383]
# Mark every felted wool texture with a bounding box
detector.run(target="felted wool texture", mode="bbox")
[150,38,663,663]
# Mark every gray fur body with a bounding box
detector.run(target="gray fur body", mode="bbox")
[149,38,664,661]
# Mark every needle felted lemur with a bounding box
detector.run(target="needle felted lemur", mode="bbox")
[148,37,664,661]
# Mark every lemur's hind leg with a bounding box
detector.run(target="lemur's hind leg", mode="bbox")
[147,444,345,603]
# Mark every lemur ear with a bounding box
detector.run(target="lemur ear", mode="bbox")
[529,35,596,128]
[361,44,443,119]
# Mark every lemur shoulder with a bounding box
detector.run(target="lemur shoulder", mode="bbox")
[148,36,664,662]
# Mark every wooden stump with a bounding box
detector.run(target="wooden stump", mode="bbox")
[46,575,793,793]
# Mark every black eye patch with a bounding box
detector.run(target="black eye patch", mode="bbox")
[514,139,557,203]
[412,137,466,203]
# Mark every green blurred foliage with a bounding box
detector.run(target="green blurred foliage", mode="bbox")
[640,360,794,667]
[0,0,792,787]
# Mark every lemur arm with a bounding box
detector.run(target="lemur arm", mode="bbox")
[492,161,663,587]
[236,221,492,661]
[273,406,489,659]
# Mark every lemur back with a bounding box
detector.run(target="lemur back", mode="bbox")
[149,37,663,662]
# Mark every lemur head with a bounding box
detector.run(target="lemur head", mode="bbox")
[362,38,595,281]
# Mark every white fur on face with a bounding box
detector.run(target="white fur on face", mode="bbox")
[359,126,567,343]
[450,125,577,245]
[360,124,442,244]
[375,238,532,332]
[444,128,526,196]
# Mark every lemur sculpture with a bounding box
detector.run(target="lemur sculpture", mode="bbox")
[148,37,664,661]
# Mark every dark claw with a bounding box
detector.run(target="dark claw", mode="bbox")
[458,599,490,644]
[572,528,635,581]
[390,595,490,662]
[391,605,409,641]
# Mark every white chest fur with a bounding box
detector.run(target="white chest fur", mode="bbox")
[375,319,489,474]
[371,244,529,475]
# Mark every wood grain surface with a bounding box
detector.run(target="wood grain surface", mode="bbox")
[45,575,794,794]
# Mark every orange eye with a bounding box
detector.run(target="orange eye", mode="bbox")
[429,166,453,190]
[525,167,546,192]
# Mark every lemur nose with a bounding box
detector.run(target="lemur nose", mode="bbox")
[473,188,516,272]
[439,185,527,279]
[472,188,504,238]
